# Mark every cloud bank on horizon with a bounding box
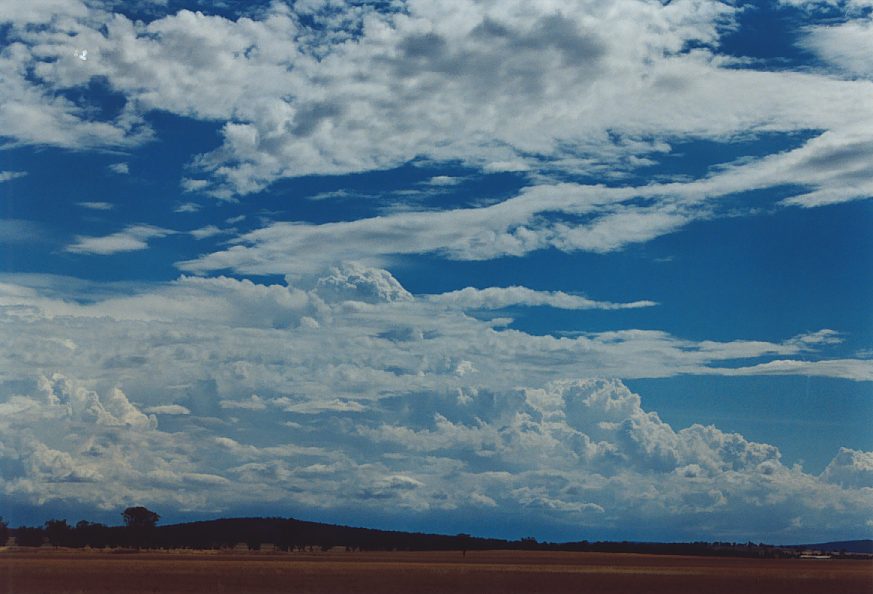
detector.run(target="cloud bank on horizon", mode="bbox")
[0,0,871,541]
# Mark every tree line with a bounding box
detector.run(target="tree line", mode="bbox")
[1,510,868,559]
[1,507,162,549]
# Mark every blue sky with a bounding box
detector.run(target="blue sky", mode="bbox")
[1,0,872,543]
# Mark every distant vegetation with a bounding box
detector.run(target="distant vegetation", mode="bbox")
[2,510,870,559]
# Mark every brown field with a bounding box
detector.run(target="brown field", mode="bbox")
[1,548,871,594]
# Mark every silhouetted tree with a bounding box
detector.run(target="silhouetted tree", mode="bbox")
[44,519,72,547]
[0,517,8,546]
[72,520,110,548]
[122,506,160,529]
[456,533,471,556]
[122,506,159,548]
[15,526,45,547]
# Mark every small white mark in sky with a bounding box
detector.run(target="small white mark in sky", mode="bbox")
[75,49,88,61]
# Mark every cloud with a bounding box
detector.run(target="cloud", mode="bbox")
[314,262,413,304]
[189,225,225,240]
[820,448,873,488]
[2,372,870,541]
[177,115,873,273]
[803,18,873,78]
[219,394,268,411]
[108,162,129,175]
[427,176,462,186]
[7,0,871,206]
[779,0,873,12]
[2,1,871,274]
[77,201,114,210]
[0,220,44,244]
[305,189,360,201]
[143,404,190,415]
[707,359,873,382]
[175,183,653,275]
[0,171,27,182]
[0,29,152,149]
[0,0,88,26]
[181,178,209,193]
[428,286,656,311]
[66,225,174,255]
[0,270,866,423]
[175,202,201,213]
[0,267,869,537]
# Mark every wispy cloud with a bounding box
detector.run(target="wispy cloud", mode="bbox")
[77,201,114,210]
[143,404,190,415]
[219,394,268,410]
[181,178,209,193]
[66,224,174,255]
[707,359,873,382]
[0,219,44,244]
[0,269,862,386]
[175,183,688,275]
[189,225,226,240]
[427,175,463,186]
[175,202,201,213]
[0,171,27,182]
[428,286,656,311]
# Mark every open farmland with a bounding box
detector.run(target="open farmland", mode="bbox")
[1,549,870,594]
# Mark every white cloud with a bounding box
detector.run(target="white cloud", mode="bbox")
[0,34,152,149]
[177,116,873,272]
[181,178,209,193]
[0,270,866,422]
[820,447,873,488]
[0,171,27,182]
[189,225,224,240]
[780,0,873,11]
[143,404,190,415]
[2,371,870,540]
[220,394,268,410]
[0,0,88,26]
[314,262,413,304]
[1,0,870,275]
[803,18,873,78]
[176,183,651,275]
[175,202,201,213]
[66,224,174,255]
[428,286,656,311]
[0,220,44,244]
[6,0,871,207]
[77,201,115,210]
[427,175,462,186]
[108,162,129,174]
[0,267,868,537]
[707,359,873,382]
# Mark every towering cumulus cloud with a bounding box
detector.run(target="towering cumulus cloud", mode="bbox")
[0,267,871,539]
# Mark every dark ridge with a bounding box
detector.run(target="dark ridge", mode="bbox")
[786,540,873,554]
[5,516,872,559]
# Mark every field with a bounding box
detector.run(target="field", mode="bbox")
[1,548,871,593]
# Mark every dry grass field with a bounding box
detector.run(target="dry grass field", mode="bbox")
[1,548,870,594]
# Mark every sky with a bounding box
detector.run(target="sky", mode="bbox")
[0,0,871,544]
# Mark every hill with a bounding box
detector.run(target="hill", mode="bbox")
[790,540,873,554]
[8,516,872,559]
